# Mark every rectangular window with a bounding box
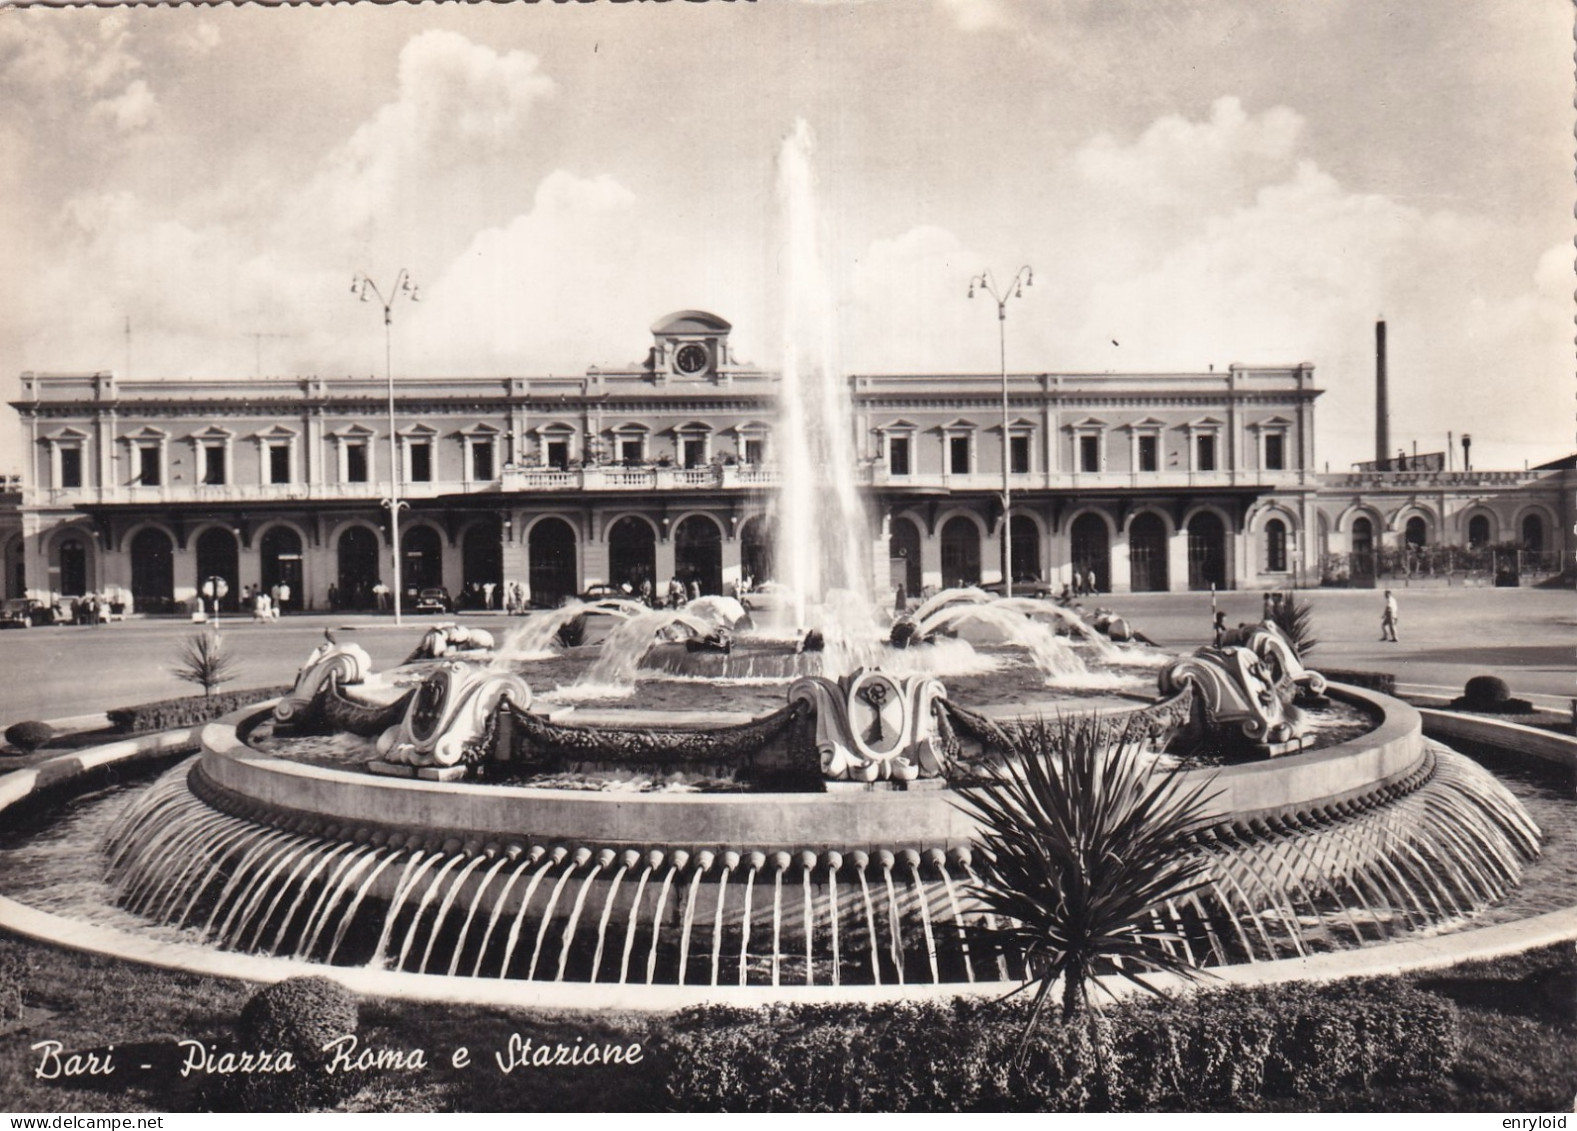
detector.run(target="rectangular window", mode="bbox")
[743,438,764,465]
[59,447,83,489]
[620,438,644,465]
[472,440,494,481]
[888,436,911,476]
[1264,433,1285,471]
[1197,434,1217,472]
[346,443,368,483]
[547,440,570,470]
[682,438,706,469]
[1079,435,1100,473]
[203,445,226,485]
[1138,435,1159,473]
[138,445,161,486]
[409,442,432,483]
[949,436,971,475]
[1010,435,1031,475]
[268,444,291,484]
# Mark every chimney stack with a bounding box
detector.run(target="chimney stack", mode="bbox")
[1375,319,1390,467]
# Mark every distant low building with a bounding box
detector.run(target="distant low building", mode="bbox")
[2,310,1570,612]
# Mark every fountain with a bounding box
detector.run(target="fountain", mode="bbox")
[0,121,1559,1004]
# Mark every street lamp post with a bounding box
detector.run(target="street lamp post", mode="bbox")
[352,270,419,625]
[968,266,1033,599]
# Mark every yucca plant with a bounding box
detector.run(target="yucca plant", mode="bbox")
[955,715,1218,1061]
[173,630,240,697]
[1267,591,1318,658]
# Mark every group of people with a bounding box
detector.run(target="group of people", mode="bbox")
[243,582,291,623]
[616,575,705,609]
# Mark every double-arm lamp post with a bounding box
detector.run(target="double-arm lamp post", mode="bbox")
[968,266,1033,599]
[351,270,419,625]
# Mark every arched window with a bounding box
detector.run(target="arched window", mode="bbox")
[1467,515,1490,548]
[58,537,88,597]
[1521,514,1544,552]
[1405,516,1427,548]
[130,528,175,607]
[1186,511,1227,590]
[1264,519,1288,573]
[1009,515,1040,584]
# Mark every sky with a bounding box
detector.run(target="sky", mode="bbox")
[1,0,1571,474]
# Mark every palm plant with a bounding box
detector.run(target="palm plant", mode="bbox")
[173,630,240,697]
[1268,590,1318,657]
[955,715,1218,1059]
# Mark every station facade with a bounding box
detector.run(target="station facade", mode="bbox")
[4,310,1571,611]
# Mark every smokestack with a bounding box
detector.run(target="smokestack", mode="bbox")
[1375,319,1389,467]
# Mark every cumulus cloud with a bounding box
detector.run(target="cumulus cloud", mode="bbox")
[937,0,1011,32]
[90,79,158,131]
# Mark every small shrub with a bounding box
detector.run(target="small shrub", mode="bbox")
[226,976,360,1112]
[1462,675,1511,707]
[4,720,56,753]
[172,631,240,697]
[1450,675,1533,714]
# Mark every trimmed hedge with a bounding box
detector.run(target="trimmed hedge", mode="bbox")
[1320,669,1396,696]
[107,685,291,734]
[658,980,1459,1112]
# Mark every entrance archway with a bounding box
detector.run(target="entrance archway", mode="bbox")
[741,516,776,587]
[337,526,380,610]
[528,518,578,608]
[1129,513,1168,592]
[1070,513,1110,593]
[260,526,304,611]
[939,516,982,588]
[130,527,175,609]
[462,521,503,608]
[607,516,656,593]
[1187,511,1227,591]
[195,527,240,612]
[888,516,922,600]
[1009,516,1040,585]
[3,535,23,600]
[402,525,444,598]
[674,515,723,596]
[1350,516,1376,587]
[58,536,89,597]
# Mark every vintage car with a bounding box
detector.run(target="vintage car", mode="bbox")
[413,587,454,615]
[0,598,45,628]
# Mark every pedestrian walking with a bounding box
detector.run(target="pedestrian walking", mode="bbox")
[1381,589,1399,642]
[1212,609,1227,647]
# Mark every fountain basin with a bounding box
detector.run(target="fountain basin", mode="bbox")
[202,685,1416,853]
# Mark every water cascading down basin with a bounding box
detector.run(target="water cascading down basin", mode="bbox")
[96,623,1543,993]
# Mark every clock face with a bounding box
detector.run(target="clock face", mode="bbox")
[674,342,709,376]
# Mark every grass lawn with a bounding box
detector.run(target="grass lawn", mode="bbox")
[0,932,1570,1112]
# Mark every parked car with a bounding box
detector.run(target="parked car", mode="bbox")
[0,598,43,628]
[578,583,625,602]
[413,587,453,614]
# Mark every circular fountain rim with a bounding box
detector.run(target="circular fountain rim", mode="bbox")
[0,708,1571,1010]
[197,684,1425,855]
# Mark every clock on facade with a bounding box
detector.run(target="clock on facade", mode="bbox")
[674,342,710,376]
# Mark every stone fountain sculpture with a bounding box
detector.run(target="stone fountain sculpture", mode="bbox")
[1158,632,1320,757]
[788,669,949,782]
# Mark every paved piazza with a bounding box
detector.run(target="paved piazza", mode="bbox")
[0,585,1570,728]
